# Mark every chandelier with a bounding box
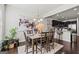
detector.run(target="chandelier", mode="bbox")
[33,8,43,22]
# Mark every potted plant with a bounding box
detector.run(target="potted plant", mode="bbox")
[1,40,9,51]
[5,27,17,49]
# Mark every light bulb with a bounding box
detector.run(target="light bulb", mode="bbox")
[33,19,36,21]
[40,19,43,21]
[38,20,40,22]
[77,12,79,14]
[73,8,77,11]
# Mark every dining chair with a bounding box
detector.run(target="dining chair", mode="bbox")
[23,31,32,54]
[36,32,48,54]
[46,31,55,52]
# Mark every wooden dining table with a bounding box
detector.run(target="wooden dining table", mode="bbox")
[27,33,44,54]
[27,32,54,54]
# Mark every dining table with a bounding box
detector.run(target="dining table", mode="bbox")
[27,31,54,54]
[27,33,44,54]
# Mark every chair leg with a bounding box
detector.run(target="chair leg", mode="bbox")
[36,39,38,54]
[48,38,50,51]
[25,38,28,54]
[52,39,54,49]
[46,37,48,53]
[40,39,42,54]
[25,45,28,54]
[53,42,54,49]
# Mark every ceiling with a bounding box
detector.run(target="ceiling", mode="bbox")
[7,4,79,20]
[8,4,63,19]
[50,5,79,20]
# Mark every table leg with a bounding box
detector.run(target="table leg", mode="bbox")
[32,40,34,54]
[26,44,28,54]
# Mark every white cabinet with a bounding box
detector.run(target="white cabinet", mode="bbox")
[54,29,71,42]
[62,30,71,42]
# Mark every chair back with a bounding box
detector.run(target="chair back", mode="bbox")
[23,31,27,40]
[47,31,54,41]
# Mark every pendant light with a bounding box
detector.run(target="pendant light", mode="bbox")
[33,8,43,22]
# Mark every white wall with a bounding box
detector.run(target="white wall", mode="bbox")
[5,5,33,42]
[0,5,2,40]
[0,9,2,47]
[5,5,50,42]
[77,17,79,36]
[44,17,53,31]
[5,5,29,35]
[0,5,9,48]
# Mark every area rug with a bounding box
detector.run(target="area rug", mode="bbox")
[18,42,64,54]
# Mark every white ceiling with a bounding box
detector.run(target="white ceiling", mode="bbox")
[8,4,63,19]
[7,4,79,20]
[50,5,79,20]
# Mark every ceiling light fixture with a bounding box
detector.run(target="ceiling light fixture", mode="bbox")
[56,14,59,16]
[73,8,77,11]
[40,19,43,21]
[61,16,64,18]
[77,12,79,14]
[33,19,36,21]
[33,8,43,22]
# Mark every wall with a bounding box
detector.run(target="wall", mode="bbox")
[0,5,2,48]
[6,5,27,35]
[5,5,49,42]
[5,5,32,42]
[0,5,2,40]
[5,5,79,42]
[44,17,53,31]
[77,17,79,36]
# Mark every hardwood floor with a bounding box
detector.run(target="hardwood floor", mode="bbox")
[1,36,79,54]
[57,36,79,54]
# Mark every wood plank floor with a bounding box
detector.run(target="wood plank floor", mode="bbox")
[1,36,79,54]
[57,36,79,54]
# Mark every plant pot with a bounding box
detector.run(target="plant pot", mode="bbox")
[8,39,14,49]
[1,40,9,51]
[9,43,14,49]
